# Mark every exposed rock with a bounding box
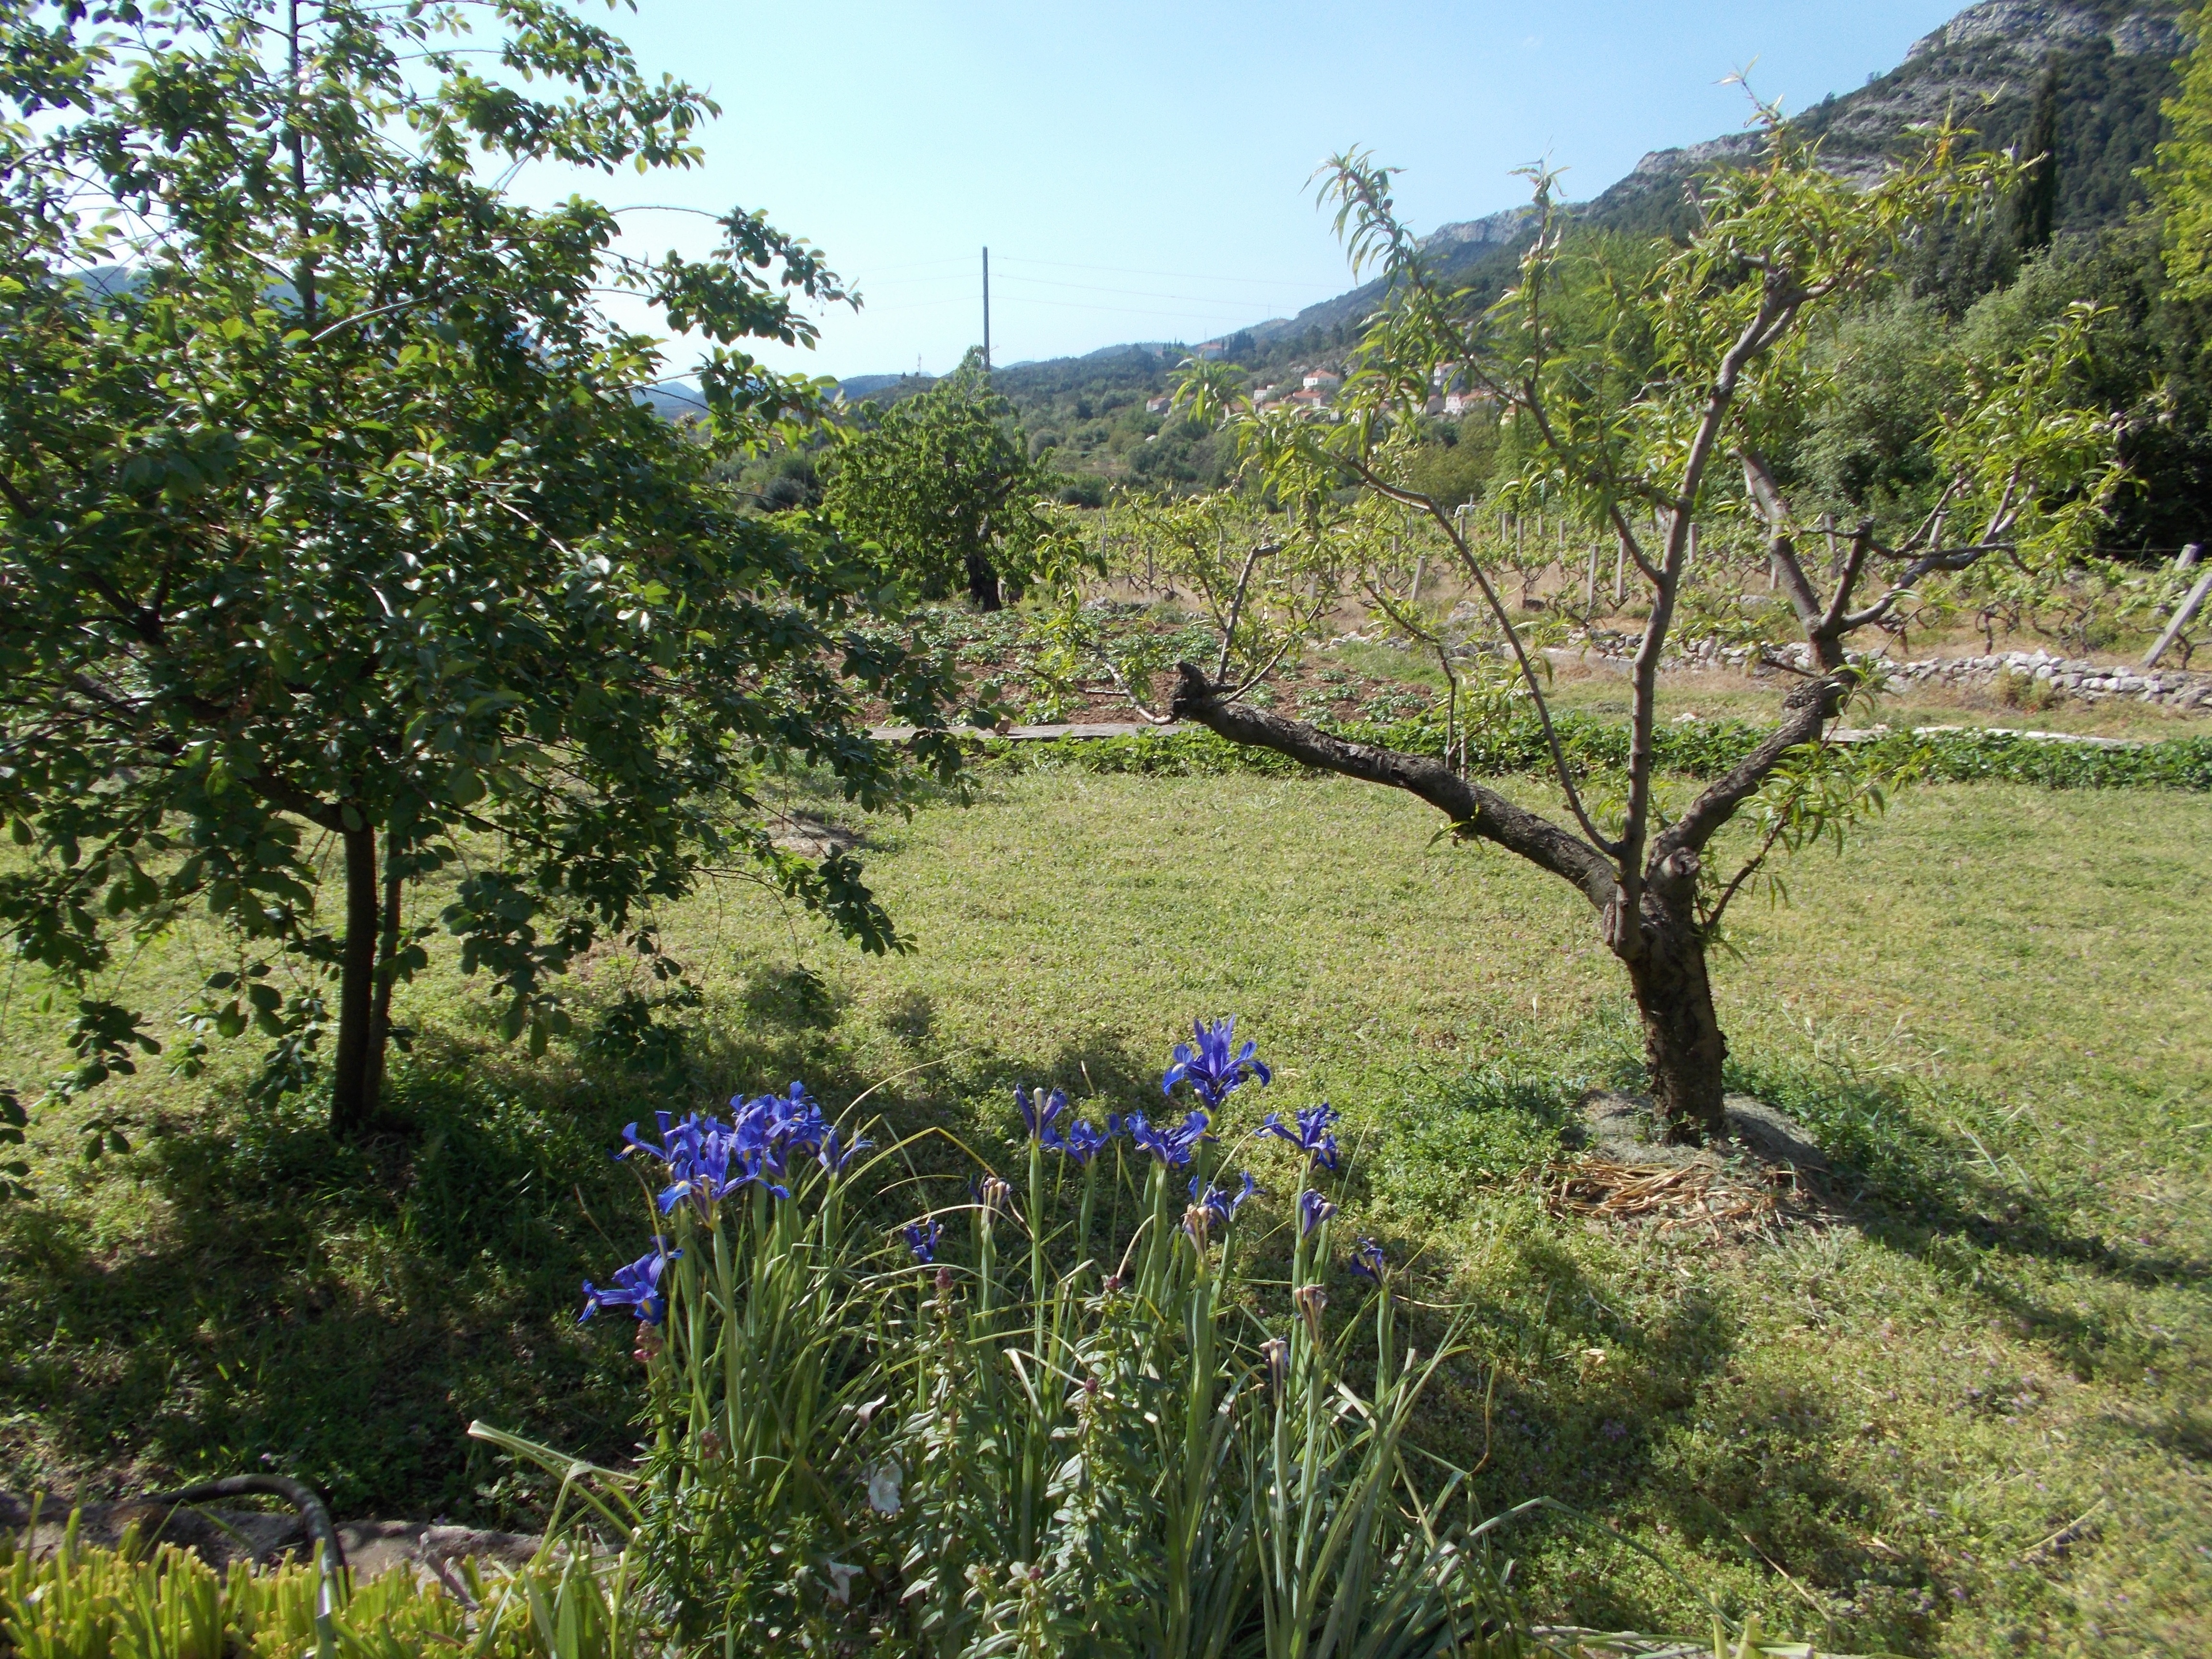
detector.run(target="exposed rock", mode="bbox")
[1553,635,2212,713]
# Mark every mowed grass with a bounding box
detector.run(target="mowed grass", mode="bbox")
[2,767,2208,1657]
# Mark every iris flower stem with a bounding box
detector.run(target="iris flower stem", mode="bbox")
[1140,1162,1173,1302]
[713,1220,739,1469]
[1169,1229,1216,1658]
[1076,1160,1098,1286]
[678,1216,708,1449]
[1022,1133,1048,1561]
[1294,1212,1332,1650]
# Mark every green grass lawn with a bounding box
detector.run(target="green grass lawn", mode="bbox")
[2,768,2207,1657]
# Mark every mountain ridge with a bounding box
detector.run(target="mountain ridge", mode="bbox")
[841,0,2193,396]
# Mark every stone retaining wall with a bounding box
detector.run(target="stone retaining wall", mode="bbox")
[1564,634,2212,711]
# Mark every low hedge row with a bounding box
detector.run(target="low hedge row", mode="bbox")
[975,715,2212,792]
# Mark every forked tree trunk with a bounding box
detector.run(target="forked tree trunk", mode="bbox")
[328,824,381,1138]
[1165,664,1743,1142]
[1617,886,1729,1142]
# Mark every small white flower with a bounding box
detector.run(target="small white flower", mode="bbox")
[866,1460,902,1516]
[825,1560,861,1605]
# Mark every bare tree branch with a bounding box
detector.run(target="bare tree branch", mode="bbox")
[1652,673,1848,861]
[1169,662,1618,908]
[1335,453,1622,857]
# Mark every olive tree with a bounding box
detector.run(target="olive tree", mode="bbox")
[0,0,967,1141]
[1164,117,2116,1141]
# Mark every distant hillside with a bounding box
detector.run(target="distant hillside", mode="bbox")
[840,0,2194,400]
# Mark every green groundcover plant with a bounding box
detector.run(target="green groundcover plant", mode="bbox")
[0,1509,647,1659]
[981,719,2212,794]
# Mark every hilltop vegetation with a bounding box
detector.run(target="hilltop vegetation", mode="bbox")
[811,0,2210,553]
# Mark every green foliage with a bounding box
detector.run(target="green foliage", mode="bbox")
[0,1515,644,1658]
[1778,229,2212,559]
[2148,3,2212,302]
[0,1088,27,1203]
[823,353,1074,608]
[982,717,2212,793]
[1398,421,1499,510]
[0,0,966,1139]
[1780,296,1957,530]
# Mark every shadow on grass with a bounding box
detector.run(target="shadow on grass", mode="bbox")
[0,992,1190,1526]
[1728,1058,2209,1381]
[0,1056,638,1523]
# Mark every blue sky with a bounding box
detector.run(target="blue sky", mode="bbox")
[535,1,1971,381]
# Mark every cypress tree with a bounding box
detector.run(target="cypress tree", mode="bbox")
[2019,60,2062,253]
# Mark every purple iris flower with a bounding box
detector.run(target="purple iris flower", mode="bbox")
[655,1121,789,1212]
[1123,1109,1214,1168]
[620,1088,859,1214]
[730,1081,831,1175]
[580,1243,679,1324]
[1349,1237,1387,1281]
[1298,1189,1337,1237]
[1016,1084,1067,1142]
[1161,1018,1272,1111]
[1190,1171,1262,1228]
[903,1220,942,1263]
[1048,1117,1111,1166]
[817,1123,871,1174]
[1260,1104,1342,1173]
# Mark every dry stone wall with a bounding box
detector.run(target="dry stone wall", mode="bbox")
[1563,633,2212,712]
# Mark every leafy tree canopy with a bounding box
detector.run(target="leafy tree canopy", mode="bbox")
[0,0,969,1142]
[823,351,1079,609]
[2149,3,2212,301]
[1154,112,2116,1138]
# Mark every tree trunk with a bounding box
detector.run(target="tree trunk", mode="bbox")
[328,824,381,1138]
[361,854,404,1116]
[1617,885,1729,1142]
[966,550,1002,611]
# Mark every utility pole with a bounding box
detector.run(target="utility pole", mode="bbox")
[982,245,991,373]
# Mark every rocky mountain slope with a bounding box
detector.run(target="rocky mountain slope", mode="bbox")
[883,0,2193,387]
[1234,0,2191,349]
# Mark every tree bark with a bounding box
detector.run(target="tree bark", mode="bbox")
[1615,860,1729,1142]
[328,824,380,1137]
[361,854,404,1117]
[966,550,1002,611]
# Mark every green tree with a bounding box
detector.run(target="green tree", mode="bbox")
[1165,116,2114,1141]
[2017,60,2061,255]
[824,352,1063,609]
[2149,2,2212,299]
[0,0,966,1141]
